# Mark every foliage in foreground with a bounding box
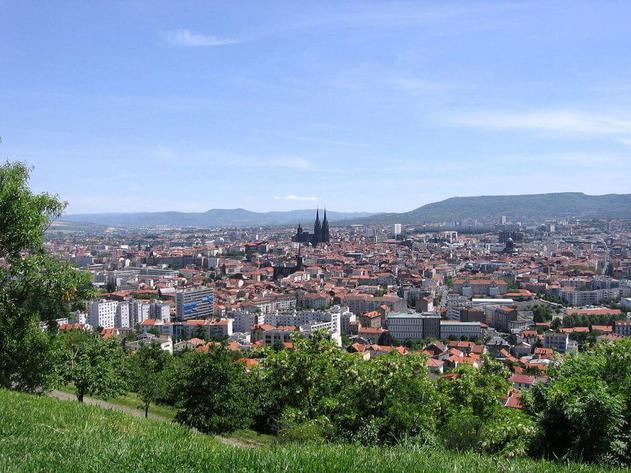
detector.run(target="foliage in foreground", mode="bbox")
[524,338,631,465]
[0,388,621,473]
[0,161,94,392]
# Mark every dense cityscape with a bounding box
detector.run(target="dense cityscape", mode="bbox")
[41,207,631,421]
[3,1,631,471]
[49,211,631,364]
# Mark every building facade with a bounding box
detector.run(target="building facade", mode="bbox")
[176,287,214,321]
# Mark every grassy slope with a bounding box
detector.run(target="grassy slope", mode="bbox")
[55,384,178,420]
[0,389,623,473]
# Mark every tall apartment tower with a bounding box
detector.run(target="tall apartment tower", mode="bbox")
[176,287,214,321]
[88,300,118,329]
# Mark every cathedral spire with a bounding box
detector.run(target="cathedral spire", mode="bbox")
[313,207,322,244]
[322,207,330,243]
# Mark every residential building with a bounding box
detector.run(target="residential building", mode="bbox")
[614,320,631,337]
[88,300,118,329]
[543,331,578,353]
[386,312,440,342]
[176,287,214,321]
[439,321,482,340]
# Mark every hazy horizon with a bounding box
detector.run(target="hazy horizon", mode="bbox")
[2,1,631,213]
[61,190,631,217]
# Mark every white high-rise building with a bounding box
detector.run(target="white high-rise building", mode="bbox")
[150,301,171,322]
[116,303,130,329]
[88,300,118,329]
[130,301,151,326]
[394,223,402,237]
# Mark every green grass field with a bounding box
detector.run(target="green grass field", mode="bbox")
[55,384,178,420]
[0,389,625,473]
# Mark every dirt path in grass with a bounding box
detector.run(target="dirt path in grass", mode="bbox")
[47,390,263,448]
[48,390,170,422]
[215,436,264,448]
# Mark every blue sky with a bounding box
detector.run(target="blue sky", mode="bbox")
[1,1,631,214]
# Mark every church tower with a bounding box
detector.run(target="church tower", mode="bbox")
[322,208,330,243]
[313,208,322,245]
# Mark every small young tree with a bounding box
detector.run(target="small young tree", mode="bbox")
[128,342,171,417]
[63,334,126,402]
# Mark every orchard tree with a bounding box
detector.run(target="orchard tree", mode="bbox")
[524,338,631,465]
[0,161,94,392]
[128,342,171,417]
[62,333,126,402]
[176,347,257,434]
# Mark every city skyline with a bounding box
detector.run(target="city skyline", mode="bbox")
[2,1,631,213]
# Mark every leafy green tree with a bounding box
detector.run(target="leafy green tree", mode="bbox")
[478,408,536,458]
[176,347,257,434]
[438,359,512,451]
[0,162,94,392]
[524,338,631,465]
[127,342,171,417]
[62,334,126,402]
[257,331,357,435]
[347,351,442,444]
[533,305,553,323]
[259,331,443,444]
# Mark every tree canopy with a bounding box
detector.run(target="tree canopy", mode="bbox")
[0,161,94,392]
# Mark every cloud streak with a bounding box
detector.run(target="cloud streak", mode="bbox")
[166,29,239,47]
[294,136,369,148]
[446,110,631,138]
[274,194,318,201]
[260,156,314,171]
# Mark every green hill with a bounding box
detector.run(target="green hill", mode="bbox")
[351,192,631,225]
[0,389,621,473]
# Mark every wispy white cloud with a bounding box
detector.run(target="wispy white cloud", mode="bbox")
[166,29,239,47]
[294,136,369,148]
[274,194,318,201]
[287,2,529,31]
[389,78,450,94]
[255,156,313,171]
[387,151,631,175]
[445,110,631,138]
[147,146,314,172]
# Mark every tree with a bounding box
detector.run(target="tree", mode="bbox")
[176,347,257,434]
[533,305,553,323]
[62,334,126,402]
[128,342,171,417]
[259,332,443,444]
[0,162,94,392]
[524,339,631,465]
[478,408,536,458]
[105,280,117,293]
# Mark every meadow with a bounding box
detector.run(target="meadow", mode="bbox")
[0,389,625,473]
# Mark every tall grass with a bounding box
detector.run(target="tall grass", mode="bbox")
[0,389,621,473]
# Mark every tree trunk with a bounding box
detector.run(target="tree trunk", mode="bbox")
[144,403,149,418]
[77,392,84,403]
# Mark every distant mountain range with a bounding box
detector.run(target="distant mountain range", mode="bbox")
[350,192,631,225]
[61,208,375,228]
[61,192,631,229]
